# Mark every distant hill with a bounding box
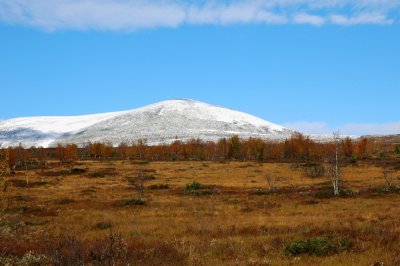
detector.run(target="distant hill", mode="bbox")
[0,99,295,147]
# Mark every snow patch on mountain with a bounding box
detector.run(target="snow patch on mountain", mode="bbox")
[0,99,294,147]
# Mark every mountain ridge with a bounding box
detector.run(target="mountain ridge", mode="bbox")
[0,99,294,147]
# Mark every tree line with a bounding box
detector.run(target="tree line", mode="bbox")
[1,133,396,170]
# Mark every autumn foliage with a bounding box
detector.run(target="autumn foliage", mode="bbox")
[0,134,382,167]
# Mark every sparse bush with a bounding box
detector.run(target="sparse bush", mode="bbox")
[69,168,87,174]
[377,184,400,194]
[0,251,50,266]
[18,251,50,266]
[148,184,169,190]
[11,180,48,188]
[55,198,74,205]
[184,181,214,196]
[251,188,269,195]
[125,170,151,199]
[130,160,149,165]
[349,156,358,164]
[185,180,202,191]
[88,168,117,178]
[93,221,113,230]
[117,198,145,207]
[394,145,400,154]
[314,187,354,198]
[302,199,319,205]
[302,163,325,178]
[284,236,350,256]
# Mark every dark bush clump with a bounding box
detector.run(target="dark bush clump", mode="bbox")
[349,156,358,164]
[88,168,117,178]
[148,184,169,190]
[185,180,202,191]
[117,198,145,207]
[184,181,214,196]
[251,188,269,195]
[93,221,113,230]
[394,145,400,154]
[69,168,87,174]
[55,198,74,205]
[284,236,350,256]
[302,163,325,178]
[377,184,400,194]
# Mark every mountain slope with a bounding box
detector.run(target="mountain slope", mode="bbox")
[0,99,294,147]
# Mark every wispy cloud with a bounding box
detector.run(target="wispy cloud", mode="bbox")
[0,0,399,31]
[284,121,400,136]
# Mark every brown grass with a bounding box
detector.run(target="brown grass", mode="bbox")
[1,160,400,265]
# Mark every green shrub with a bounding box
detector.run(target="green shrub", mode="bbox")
[349,156,358,164]
[185,180,202,191]
[117,198,145,207]
[284,236,350,256]
[184,181,214,196]
[394,145,400,154]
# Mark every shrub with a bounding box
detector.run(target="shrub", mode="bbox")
[394,145,400,154]
[11,180,49,188]
[315,188,354,198]
[93,221,113,230]
[18,251,50,265]
[302,163,325,178]
[55,198,74,205]
[184,181,213,196]
[251,188,269,195]
[88,168,117,178]
[117,198,145,207]
[377,184,400,194]
[185,180,202,191]
[349,156,358,164]
[148,184,169,190]
[69,168,87,174]
[284,236,350,256]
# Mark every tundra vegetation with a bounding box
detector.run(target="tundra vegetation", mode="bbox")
[0,134,399,265]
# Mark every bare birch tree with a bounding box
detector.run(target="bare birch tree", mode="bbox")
[126,169,147,199]
[326,131,341,196]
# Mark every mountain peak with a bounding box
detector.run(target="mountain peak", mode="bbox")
[0,100,293,147]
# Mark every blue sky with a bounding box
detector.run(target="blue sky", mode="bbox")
[0,0,399,135]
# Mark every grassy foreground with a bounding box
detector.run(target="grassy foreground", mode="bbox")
[1,160,400,265]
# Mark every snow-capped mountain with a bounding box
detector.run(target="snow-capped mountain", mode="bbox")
[0,99,295,147]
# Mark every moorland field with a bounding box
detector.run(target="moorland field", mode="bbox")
[1,152,400,265]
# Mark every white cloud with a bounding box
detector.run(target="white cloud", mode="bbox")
[329,13,393,25]
[0,0,399,31]
[284,121,400,136]
[293,13,325,26]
